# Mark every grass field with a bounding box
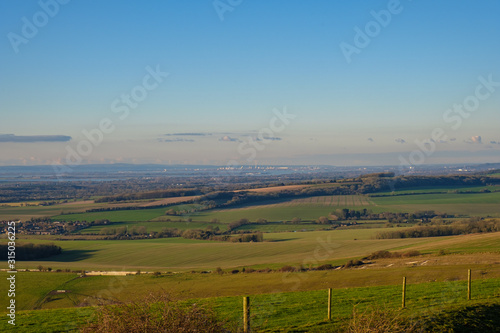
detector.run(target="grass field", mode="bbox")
[52,207,169,222]
[185,195,376,223]
[78,220,229,234]
[5,229,500,272]
[2,183,500,331]
[1,229,499,331]
[371,191,500,216]
[488,173,500,178]
[3,249,499,312]
[4,186,500,225]
[7,228,427,271]
[372,185,500,196]
[1,275,499,332]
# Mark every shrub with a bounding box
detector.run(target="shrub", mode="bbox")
[365,250,421,260]
[419,302,500,332]
[279,265,297,272]
[316,264,333,271]
[344,260,363,268]
[437,249,448,256]
[80,293,231,333]
[343,306,419,332]
[366,250,392,260]
[214,267,224,275]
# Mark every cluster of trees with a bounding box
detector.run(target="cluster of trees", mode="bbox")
[227,218,251,231]
[0,243,62,260]
[330,209,450,223]
[99,226,147,236]
[376,219,500,239]
[364,250,421,260]
[98,225,264,243]
[230,232,264,242]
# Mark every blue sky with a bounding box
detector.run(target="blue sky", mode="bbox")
[1,0,499,166]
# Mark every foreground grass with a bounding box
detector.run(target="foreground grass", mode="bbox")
[1,278,498,332]
[2,256,499,312]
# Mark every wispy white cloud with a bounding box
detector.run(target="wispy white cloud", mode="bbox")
[256,136,282,141]
[0,134,71,142]
[165,132,212,136]
[159,138,195,143]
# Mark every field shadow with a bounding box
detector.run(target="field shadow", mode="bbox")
[39,249,98,262]
[266,238,299,242]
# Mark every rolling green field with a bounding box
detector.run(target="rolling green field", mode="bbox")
[6,228,500,273]
[5,186,500,226]
[9,228,437,271]
[1,275,499,332]
[372,185,500,196]
[185,191,500,223]
[371,191,500,216]
[371,191,500,205]
[52,207,169,222]
[78,220,227,234]
[2,181,500,331]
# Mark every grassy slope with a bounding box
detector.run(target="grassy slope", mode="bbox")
[78,220,228,234]
[6,188,500,225]
[6,229,436,271]
[370,191,500,216]
[1,232,498,311]
[0,231,498,331]
[4,229,499,272]
[1,278,499,332]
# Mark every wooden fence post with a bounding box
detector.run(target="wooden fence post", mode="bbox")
[243,296,250,332]
[327,288,332,321]
[467,269,471,301]
[402,277,406,308]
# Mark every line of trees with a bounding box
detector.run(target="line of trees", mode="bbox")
[330,209,450,223]
[98,225,264,243]
[376,219,500,239]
